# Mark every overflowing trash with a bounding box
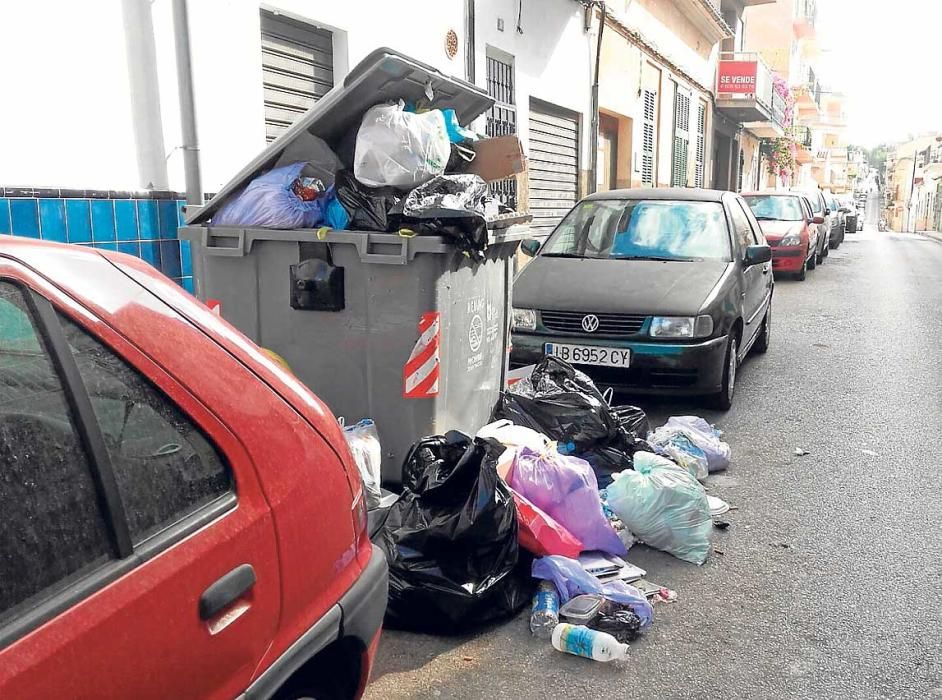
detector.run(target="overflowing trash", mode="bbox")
[368,356,741,661]
[375,431,532,634]
[209,70,530,264]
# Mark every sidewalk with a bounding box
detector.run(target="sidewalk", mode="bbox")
[916,230,942,243]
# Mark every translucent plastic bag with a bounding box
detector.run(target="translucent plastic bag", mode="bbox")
[212,162,327,229]
[606,452,712,565]
[663,416,731,473]
[531,555,653,627]
[354,102,450,189]
[342,419,382,509]
[647,427,709,481]
[509,447,625,557]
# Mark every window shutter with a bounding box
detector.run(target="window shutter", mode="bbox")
[671,88,690,188]
[695,101,706,188]
[642,90,656,187]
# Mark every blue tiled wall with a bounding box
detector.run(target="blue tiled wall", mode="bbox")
[0,192,192,291]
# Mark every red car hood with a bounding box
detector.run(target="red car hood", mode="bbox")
[758,220,803,243]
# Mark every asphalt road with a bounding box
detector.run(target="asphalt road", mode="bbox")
[365,226,942,700]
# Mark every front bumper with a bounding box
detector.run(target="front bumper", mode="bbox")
[510,332,728,395]
[771,245,806,272]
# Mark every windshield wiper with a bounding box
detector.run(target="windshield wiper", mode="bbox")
[614,255,696,262]
[753,216,780,220]
[541,252,585,259]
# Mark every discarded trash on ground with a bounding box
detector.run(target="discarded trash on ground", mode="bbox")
[707,495,731,517]
[341,418,383,509]
[795,447,810,456]
[552,623,630,662]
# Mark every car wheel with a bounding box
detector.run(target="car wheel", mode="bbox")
[753,303,771,354]
[796,258,807,281]
[808,250,817,270]
[710,335,738,411]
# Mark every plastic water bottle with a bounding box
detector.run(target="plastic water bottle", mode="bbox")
[551,623,630,662]
[529,581,560,638]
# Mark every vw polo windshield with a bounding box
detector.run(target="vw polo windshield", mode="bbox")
[540,199,731,262]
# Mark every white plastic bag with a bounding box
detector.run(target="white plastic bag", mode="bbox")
[476,420,554,479]
[343,419,382,509]
[605,452,712,565]
[354,102,450,189]
[647,426,710,480]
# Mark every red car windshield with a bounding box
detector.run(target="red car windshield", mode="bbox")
[743,195,804,222]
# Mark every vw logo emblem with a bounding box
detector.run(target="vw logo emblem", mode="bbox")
[581,314,600,333]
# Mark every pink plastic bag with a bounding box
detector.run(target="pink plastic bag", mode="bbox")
[509,447,626,556]
[512,490,583,558]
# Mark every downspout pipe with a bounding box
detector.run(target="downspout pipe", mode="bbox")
[172,0,203,205]
[465,0,476,84]
[120,0,169,190]
[588,1,605,195]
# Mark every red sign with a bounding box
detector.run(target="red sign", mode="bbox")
[717,61,758,94]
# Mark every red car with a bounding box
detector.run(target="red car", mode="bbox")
[0,237,386,700]
[742,192,824,281]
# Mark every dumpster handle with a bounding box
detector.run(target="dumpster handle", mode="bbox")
[349,233,410,265]
[201,228,248,257]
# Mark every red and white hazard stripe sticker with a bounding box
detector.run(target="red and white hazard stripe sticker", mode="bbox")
[403,312,441,399]
[206,298,222,316]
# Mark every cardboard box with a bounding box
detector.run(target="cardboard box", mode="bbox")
[465,136,527,182]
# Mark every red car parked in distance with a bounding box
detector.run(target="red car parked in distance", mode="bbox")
[0,236,387,700]
[742,192,824,281]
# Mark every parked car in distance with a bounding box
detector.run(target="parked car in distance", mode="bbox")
[790,186,832,261]
[510,188,773,410]
[827,194,848,248]
[742,192,822,281]
[0,237,387,700]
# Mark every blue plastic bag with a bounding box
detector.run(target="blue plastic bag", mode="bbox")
[532,555,653,627]
[323,191,350,230]
[441,108,477,143]
[648,427,709,480]
[213,162,326,229]
[606,452,712,565]
[509,447,626,557]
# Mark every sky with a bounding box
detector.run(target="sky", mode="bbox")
[816,0,942,147]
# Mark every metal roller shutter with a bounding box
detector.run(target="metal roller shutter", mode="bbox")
[260,11,334,143]
[528,102,579,236]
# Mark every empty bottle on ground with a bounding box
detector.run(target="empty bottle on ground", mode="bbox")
[551,623,630,662]
[530,581,560,638]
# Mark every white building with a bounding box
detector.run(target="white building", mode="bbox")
[0,0,595,231]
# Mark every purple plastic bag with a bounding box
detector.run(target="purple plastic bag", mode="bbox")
[213,162,327,229]
[509,447,625,556]
[532,555,653,627]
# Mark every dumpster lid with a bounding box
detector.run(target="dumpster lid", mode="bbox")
[188,48,495,226]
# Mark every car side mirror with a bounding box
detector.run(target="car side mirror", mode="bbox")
[744,244,772,266]
[840,207,851,213]
[812,215,825,224]
[520,239,541,257]
[824,208,831,215]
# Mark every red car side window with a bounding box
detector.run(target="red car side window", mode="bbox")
[56,313,234,546]
[0,282,114,624]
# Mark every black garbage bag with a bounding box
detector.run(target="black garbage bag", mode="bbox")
[376,431,533,634]
[402,174,490,261]
[334,169,404,231]
[492,357,620,450]
[612,405,650,440]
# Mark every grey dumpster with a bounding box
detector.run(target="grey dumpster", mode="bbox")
[182,48,529,483]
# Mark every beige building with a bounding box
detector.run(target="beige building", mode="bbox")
[596,0,733,192]
[885,135,942,231]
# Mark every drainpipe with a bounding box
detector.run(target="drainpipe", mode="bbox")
[120,0,169,190]
[908,149,918,233]
[587,1,605,195]
[172,0,203,205]
[465,0,476,84]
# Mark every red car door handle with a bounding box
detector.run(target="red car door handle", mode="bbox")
[199,564,256,620]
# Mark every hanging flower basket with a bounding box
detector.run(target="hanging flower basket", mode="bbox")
[761,137,797,180]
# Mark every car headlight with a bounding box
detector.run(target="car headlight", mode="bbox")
[512,307,537,331]
[650,315,714,339]
[781,233,802,246]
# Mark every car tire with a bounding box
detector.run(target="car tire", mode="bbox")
[796,258,807,281]
[808,251,817,270]
[709,335,738,411]
[753,303,771,354]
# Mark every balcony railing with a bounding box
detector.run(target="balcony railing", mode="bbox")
[787,125,813,149]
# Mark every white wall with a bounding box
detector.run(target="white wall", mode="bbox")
[0,1,140,189]
[0,0,593,195]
